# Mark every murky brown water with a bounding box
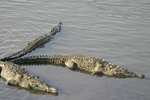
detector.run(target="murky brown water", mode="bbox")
[0,0,150,100]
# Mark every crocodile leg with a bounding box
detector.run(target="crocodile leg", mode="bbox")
[65,60,77,69]
[5,79,19,86]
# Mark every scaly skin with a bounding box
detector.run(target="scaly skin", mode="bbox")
[0,61,58,93]
[0,22,145,94]
[0,22,62,93]
[13,55,145,79]
[0,22,62,61]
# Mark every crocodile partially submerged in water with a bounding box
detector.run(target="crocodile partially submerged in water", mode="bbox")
[13,55,145,79]
[0,22,62,93]
[0,22,62,61]
[0,22,145,94]
[0,61,58,93]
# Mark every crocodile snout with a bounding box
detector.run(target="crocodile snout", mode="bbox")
[138,74,145,79]
[47,87,58,93]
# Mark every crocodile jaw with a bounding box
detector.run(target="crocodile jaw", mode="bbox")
[102,67,145,79]
[31,85,58,93]
[29,79,58,93]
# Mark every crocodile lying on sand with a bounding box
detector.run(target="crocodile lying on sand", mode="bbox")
[0,61,58,93]
[0,22,62,93]
[13,55,145,79]
[0,22,62,61]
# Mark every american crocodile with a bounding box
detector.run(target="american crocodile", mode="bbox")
[0,22,62,61]
[0,22,145,94]
[0,61,58,93]
[13,55,145,79]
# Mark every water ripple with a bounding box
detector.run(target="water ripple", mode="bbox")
[0,0,150,100]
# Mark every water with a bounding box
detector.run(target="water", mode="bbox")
[0,0,150,100]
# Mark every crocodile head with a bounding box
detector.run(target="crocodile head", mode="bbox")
[49,22,62,35]
[112,70,145,79]
[29,78,58,93]
[57,22,62,25]
[102,66,145,79]
[30,83,58,93]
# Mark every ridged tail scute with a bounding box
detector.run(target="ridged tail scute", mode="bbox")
[1,22,62,61]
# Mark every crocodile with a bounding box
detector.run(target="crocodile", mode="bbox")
[13,55,145,79]
[0,61,58,93]
[0,22,62,61]
[0,22,62,93]
[0,21,145,94]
